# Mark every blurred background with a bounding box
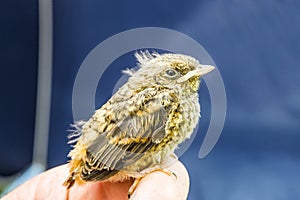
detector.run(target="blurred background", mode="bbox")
[0,0,300,199]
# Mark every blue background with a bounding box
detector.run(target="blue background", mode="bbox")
[1,0,300,199]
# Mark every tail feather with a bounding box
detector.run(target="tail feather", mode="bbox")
[63,172,76,189]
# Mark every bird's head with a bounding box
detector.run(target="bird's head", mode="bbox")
[123,51,215,94]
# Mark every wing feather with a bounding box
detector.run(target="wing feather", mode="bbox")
[81,89,176,181]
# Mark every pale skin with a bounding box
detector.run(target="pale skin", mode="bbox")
[2,156,189,200]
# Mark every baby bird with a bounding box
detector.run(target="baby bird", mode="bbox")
[63,51,214,197]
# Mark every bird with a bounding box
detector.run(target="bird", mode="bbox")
[63,51,215,198]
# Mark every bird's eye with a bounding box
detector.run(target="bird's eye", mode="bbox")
[165,69,178,77]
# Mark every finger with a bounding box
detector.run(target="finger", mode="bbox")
[2,165,69,200]
[2,164,134,200]
[130,158,190,200]
[68,179,133,200]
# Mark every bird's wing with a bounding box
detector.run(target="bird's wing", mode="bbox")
[81,88,177,181]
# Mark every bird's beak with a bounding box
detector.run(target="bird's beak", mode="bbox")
[177,65,215,83]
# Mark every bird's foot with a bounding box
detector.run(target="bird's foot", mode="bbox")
[127,166,177,199]
[128,177,141,199]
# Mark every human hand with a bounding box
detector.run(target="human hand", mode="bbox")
[2,157,189,200]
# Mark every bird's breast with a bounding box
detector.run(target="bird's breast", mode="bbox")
[147,93,200,161]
